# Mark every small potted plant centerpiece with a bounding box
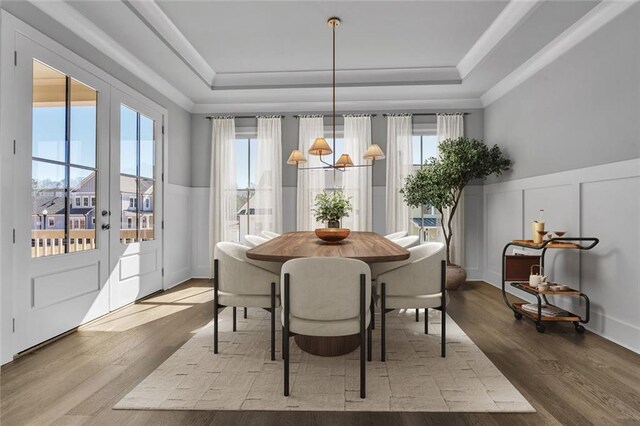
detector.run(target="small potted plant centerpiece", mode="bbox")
[313,189,353,243]
[401,137,511,289]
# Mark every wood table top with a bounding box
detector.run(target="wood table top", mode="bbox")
[246,231,410,263]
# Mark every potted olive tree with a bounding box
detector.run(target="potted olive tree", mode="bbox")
[402,137,511,289]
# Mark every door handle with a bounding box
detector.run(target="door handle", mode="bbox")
[101,210,110,216]
[102,224,111,230]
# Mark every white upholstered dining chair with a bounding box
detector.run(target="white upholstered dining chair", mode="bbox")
[392,235,419,248]
[261,231,280,239]
[384,231,407,240]
[244,234,269,247]
[213,242,281,360]
[373,242,447,361]
[281,257,372,398]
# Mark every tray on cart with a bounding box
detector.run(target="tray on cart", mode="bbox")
[511,239,583,249]
[510,282,582,296]
[512,303,581,322]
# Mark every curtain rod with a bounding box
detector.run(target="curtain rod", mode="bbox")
[383,112,469,117]
[205,115,285,120]
[293,113,378,118]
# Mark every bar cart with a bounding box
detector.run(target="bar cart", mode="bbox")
[501,237,599,333]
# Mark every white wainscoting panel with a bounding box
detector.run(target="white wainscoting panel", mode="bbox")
[164,184,193,288]
[191,187,210,278]
[483,159,640,353]
[464,185,484,280]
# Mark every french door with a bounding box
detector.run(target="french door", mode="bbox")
[108,90,163,310]
[12,34,163,353]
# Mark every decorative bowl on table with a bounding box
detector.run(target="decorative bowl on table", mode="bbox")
[315,228,350,243]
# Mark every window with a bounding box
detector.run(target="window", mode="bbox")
[83,196,89,207]
[412,134,438,166]
[31,60,97,257]
[411,133,441,241]
[91,196,95,207]
[119,105,155,243]
[144,198,150,210]
[235,137,257,241]
[323,136,345,188]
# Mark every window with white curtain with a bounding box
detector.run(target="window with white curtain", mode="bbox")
[323,126,345,188]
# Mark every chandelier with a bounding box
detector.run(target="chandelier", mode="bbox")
[287,17,385,170]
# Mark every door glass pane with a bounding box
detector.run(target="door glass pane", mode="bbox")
[69,78,97,168]
[249,138,258,189]
[32,61,66,162]
[69,168,96,252]
[235,139,248,189]
[120,105,137,175]
[32,160,67,257]
[120,175,138,243]
[412,135,421,165]
[139,114,154,179]
[422,135,439,163]
[139,179,154,241]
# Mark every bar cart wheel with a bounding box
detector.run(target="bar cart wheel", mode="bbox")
[536,324,546,333]
[574,323,585,334]
[514,311,523,320]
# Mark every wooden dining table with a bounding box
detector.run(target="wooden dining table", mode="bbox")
[246,231,410,356]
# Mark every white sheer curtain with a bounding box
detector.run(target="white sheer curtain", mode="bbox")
[296,116,325,230]
[254,116,283,235]
[385,114,413,234]
[209,117,236,276]
[437,113,465,266]
[342,115,372,231]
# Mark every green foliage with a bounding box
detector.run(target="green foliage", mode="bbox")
[401,137,511,263]
[313,190,353,223]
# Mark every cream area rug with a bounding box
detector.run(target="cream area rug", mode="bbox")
[115,307,534,412]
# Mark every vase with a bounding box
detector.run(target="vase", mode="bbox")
[446,264,467,290]
[328,220,340,228]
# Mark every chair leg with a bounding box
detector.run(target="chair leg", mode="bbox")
[425,308,429,334]
[415,309,419,322]
[360,274,366,399]
[370,293,375,330]
[367,320,372,362]
[381,282,386,362]
[244,307,248,319]
[233,307,237,332]
[284,273,290,396]
[213,259,219,354]
[270,282,276,361]
[441,259,446,358]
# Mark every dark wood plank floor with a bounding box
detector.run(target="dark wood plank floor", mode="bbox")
[1,280,639,425]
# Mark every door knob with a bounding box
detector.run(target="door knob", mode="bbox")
[102,224,111,230]
[101,210,110,216]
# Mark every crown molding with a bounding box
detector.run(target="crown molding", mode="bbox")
[191,98,482,114]
[213,67,461,90]
[123,0,216,86]
[457,0,542,80]
[481,0,637,107]
[28,0,194,111]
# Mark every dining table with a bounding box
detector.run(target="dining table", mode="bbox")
[246,231,410,357]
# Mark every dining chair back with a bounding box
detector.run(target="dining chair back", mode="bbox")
[375,242,447,360]
[281,257,372,398]
[244,235,269,247]
[213,242,281,360]
[392,235,419,248]
[261,231,280,239]
[384,231,407,240]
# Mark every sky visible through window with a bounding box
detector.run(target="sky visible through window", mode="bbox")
[412,134,438,165]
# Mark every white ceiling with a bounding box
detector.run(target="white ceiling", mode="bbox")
[30,0,610,112]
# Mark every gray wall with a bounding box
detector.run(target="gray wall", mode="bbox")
[191,109,484,188]
[1,2,192,186]
[484,3,640,182]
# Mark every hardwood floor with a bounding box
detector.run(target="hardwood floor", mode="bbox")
[1,279,639,425]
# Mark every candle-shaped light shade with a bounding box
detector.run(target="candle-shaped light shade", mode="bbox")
[335,153,354,168]
[308,137,333,156]
[287,150,307,165]
[363,144,386,160]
